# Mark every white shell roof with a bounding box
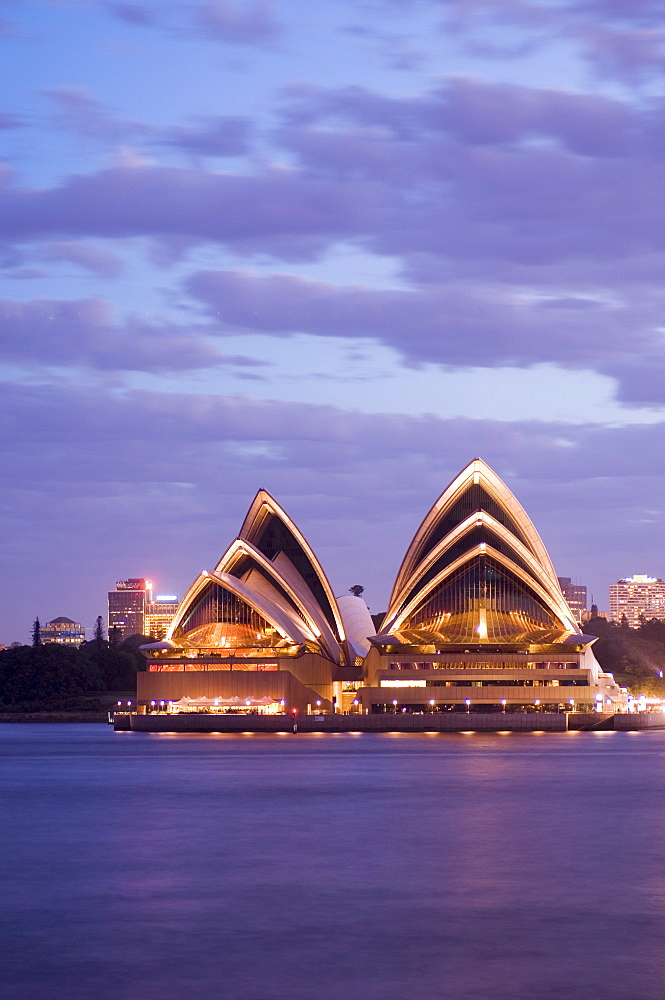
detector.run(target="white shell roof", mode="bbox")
[336,594,376,659]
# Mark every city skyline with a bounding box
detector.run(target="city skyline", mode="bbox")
[9,557,665,647]
[2,1,665,640]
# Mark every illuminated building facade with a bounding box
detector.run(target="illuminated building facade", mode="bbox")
[144,596,179,640]
[557,578,587,624]
[108,578,152,640]
[609,576,665,627]
[139,461,625,714]
[40,616,85,645]
[139,492,369,712]
[363,461,622,714]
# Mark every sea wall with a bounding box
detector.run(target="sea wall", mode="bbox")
[123,711,567,733]
[613,712,665,730]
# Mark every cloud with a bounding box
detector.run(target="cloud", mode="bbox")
[105,3,156,26]
[6,268,48,280]
[0,162,376,259]
[43,242,124,278]
[6,0,665,640]
[7,77,665,265]
[161,116,252,157]
[1,384,664,635]
[184,269,665,403]
[0,112,21,130]
[42,90,251,159]
[42,86,151,142]
[269,80,665,274]
[434,0,665,82]
[278,76,637,158]
[573,25,665,84]
[7,75,665,401]
[197,1,280,45]
[2,382,664,503]
[0,296,255,372]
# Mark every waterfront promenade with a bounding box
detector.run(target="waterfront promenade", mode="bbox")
[115,711,665,733]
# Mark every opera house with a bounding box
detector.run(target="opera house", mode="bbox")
[138,459,625,715]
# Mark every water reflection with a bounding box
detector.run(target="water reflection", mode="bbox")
[1,725,665,1000]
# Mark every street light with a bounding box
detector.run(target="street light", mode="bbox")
[465,698,471,714]
[501,699,506,713]
[392,699,398,714]
[429,699,435,713]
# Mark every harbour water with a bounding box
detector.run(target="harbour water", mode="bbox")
[2,724,665,1000]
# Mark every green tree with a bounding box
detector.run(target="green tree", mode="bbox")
[0,644,104,708]
[638,618,665,645]
[80,632,148,688]
[82,647,139,691]
[590,627,665,686]
[583,614,611,637]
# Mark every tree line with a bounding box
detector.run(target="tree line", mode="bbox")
[0,618,150,711]
[584,612,665,693]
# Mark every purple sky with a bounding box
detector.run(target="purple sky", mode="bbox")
[2,0,665,641]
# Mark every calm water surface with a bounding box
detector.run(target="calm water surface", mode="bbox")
[2,725,665,1000]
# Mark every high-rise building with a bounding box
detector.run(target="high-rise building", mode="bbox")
[108,578,152,640]
[557,578,587,623]
[609,576,665,627]
[39,617,85,645]
[144,596,179,640]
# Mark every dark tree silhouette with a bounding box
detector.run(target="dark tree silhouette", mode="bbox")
[31,617,41,647]
[349,585,365,597]
[93,616,105,651]
[0,643,104,707]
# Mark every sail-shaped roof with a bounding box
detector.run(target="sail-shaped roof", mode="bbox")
[239,490,346,646]
[166,490,346,663]
[214,537,343,662]
[381,459,579,644]
[168,570,319,651]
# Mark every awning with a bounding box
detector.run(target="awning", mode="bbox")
[170,695,280,707]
